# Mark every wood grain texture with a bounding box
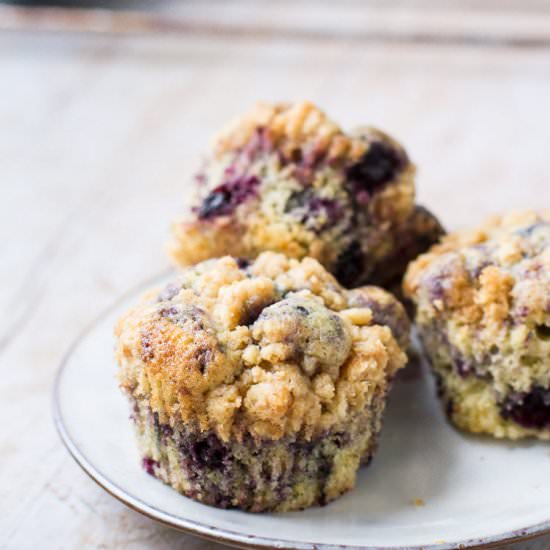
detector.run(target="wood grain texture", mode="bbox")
[1,3,549,548]
[3,1,550,48]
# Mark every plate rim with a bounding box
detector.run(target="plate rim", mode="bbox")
[52,272,550,550]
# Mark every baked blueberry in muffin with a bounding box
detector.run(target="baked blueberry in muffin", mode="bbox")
[169,101,443,289]
[116,252,408,511]
[404,211,550,440]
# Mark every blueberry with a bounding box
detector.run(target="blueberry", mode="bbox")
[235,257,250,269]
[347,141,404,197]
[500,387,550,429]
[198,189,230,218]
[333,240,364,287]
[196,175,260,219]
[187,434,229,470]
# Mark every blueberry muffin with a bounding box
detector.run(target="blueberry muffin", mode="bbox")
[404,211,550,440]
[169,101,443,289]
[116,252,409,511]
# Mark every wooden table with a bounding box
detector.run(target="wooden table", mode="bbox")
[2,2,549,548]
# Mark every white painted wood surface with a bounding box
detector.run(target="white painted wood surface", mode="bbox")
[1,2,549,548]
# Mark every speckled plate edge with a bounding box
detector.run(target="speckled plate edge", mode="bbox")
[52,272,550,550]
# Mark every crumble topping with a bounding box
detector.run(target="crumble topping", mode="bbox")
[116,252,408,441]
[404,210,550,332]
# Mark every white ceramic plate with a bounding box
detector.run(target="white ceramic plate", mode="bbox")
[54,273,550,550]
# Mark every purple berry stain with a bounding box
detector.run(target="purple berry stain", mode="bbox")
[285,189,343,231]
[142,457,160,476]
[188,434,229,470]
[454,356,473,378]
[309,197,343,227]
[196,175,260,219]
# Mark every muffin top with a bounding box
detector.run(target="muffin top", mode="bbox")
[116,252,408,441]
[405,210,550,325]
[404,211,550,387]
[169,101,417,287]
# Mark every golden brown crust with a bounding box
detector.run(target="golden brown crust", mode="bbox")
[116,252,408,442]
[214,101,367,164]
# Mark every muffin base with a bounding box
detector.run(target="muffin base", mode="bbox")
[130,395,387,512]
[434,367,550,440]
